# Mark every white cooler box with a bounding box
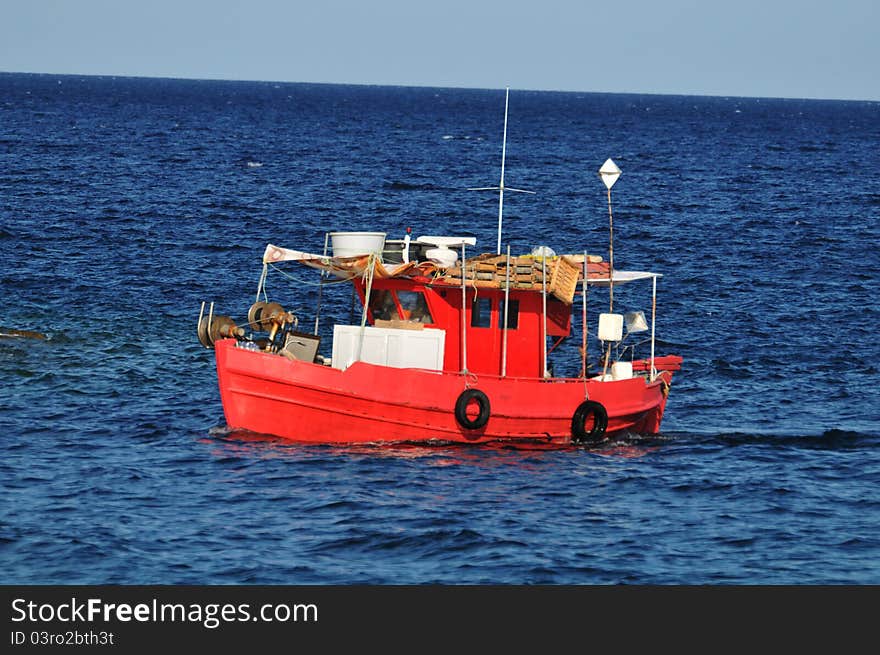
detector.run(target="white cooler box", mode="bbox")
[331,325,446,372]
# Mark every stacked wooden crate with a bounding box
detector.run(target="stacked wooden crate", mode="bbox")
[439,253,606,305]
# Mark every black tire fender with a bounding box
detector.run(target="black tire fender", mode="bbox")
[571,400,608,443]
[454,389,491,430]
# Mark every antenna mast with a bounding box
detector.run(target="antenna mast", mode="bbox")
[468,87,534,254]
[496,87,510,254]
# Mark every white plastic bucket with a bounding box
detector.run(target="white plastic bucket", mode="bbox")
[329,232,386,259]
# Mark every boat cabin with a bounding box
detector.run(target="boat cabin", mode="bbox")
[354,278,571,379]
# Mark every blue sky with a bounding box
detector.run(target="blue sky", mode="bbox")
[1,0,877,100]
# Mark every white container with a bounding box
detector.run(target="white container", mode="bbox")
[331,325,445,372]
[425,247,458,268]
[611,360,633,380]
[329,232,386,259]
[597,313,624,342]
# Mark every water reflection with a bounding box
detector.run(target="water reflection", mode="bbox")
[202,425,670,464]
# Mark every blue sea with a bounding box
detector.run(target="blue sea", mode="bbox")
[1,73,878,584]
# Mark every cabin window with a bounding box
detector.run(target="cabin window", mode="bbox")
[369,289,398,321]
[499,299,519,329]
[471,298,492,328]
[397,290,433,323]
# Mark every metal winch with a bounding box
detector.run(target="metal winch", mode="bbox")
[197,300,297,353]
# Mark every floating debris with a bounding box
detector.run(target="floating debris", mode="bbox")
[0,327,48,340]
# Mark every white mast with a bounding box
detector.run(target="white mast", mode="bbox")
[460,242,468,374]
[598,158,621,311]
[502,244,511,377]
[468,87,534,254]
[496,88,509,255]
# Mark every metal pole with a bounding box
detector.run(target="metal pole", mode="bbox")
[314,232,329,335]
[602,188,616,380]
[255,264,268,304]
[651,274,657,381]
[198,301,206,347]
[607,187,614,313]
[356,254,375,363]
[502,245,511,377]
[496,87,509,255]
[542,254,548,378]
[581,251,588,378]
[460,242,468,374]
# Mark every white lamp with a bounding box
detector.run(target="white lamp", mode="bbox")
[624,311,649,334]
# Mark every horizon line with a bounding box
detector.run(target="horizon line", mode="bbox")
[1,69,877,104]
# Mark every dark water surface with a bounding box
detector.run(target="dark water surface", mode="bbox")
[2,74,878,583]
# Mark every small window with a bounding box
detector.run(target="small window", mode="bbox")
[369,289,398,321]
[397,290,433,323]
[499,299,519,329]
[471,298,492,328]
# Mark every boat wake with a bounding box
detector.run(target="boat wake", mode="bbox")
[385,180,445,191]
[208,422,678,454]
[664,428,879,450]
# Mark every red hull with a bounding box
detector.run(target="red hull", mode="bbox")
[215,339,681,446]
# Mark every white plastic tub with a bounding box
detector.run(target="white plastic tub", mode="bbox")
[329,232,386,259]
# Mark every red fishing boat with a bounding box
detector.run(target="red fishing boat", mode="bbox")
[198,91,682,446]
